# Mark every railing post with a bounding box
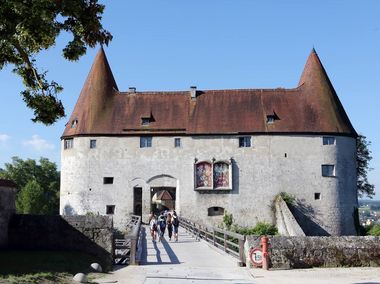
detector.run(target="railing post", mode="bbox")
[205,228,208,243]
[130,236,137,265]
[238,236,246,266]
[224,233,227,252]
[213,229,215,246]
[197,224,200,241]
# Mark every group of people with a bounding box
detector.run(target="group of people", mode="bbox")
[149,210,179,242]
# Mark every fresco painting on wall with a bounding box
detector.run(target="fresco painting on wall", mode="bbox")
[196,162,212,187]
[214,162,229,188]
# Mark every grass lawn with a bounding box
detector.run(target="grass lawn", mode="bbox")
[0,250,107,283]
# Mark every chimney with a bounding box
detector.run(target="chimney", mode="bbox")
[190,86,197,99]
[128,87,136,94]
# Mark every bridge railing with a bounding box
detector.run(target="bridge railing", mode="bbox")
[114,214,141,265]
[180,217,246,266]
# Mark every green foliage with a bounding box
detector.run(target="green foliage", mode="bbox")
[222,211,233,230]
[368,224,380,236]
[18,180,46,214]
[0,156,60,214]
[357,134,375,198]
[0,0,112,124]
[279,192,296,205]
[235,222,278,236]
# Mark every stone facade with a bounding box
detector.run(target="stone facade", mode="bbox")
[245,236,380,269]
[60,134,357,235]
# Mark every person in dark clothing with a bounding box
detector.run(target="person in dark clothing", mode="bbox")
[172,211,179,242]
[166,213,173,241]
[158,214,166,242]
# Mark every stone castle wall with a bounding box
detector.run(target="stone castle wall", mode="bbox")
[8,215,114,271]
[245,236,380,269]
[60,134,357,235]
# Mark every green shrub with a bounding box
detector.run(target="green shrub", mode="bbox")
[368,224,380,236]
[223,211,233,230]
[236,222,278,236]
[279,192,296,205]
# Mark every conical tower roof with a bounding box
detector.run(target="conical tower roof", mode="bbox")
[297,49,357,137]
[62,47,118,136]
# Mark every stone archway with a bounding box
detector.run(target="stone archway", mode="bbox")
[147,174,178,215]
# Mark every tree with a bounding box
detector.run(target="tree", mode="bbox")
[0,157,60,214]
[357,134,375,198]
[18,180,46,214]
[0,0,112,125]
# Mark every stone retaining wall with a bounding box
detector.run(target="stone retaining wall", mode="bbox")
[245,236,380,269]
[8,215,114,271]
[275,197,305,236]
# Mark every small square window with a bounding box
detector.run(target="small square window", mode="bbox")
[322,165,335,177]
[174,138,181,148]
[103,177,114,184]
[323,137,335,145]
[141,118,150,126]
[239,136,251,147]
[64,139,73,149]
[140,137,152,148]
[267,115,275,124]
[314,193,321,200]
[106,205,115,215]
[90,139,96,149]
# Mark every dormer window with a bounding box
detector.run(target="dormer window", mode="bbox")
[267,116,275,124]
[141,112,155,126]
[266,112,280,124]
[141,117,150,125]
[71,119,78,128]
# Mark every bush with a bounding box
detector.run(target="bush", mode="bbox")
[279,192,296,205]
[223,212,233,230]
[368,224,380,236]
[236,222,278,236]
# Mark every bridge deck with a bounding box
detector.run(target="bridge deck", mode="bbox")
[97,226,254,283]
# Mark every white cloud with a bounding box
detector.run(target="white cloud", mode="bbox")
[23,135,55,151]
[0,134,10,143]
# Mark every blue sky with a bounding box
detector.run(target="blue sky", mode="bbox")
[0,1,379,198]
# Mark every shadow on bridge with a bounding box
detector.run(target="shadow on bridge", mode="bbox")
[140,226,181,265]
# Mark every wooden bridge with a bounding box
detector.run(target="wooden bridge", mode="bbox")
[102,215,254,283]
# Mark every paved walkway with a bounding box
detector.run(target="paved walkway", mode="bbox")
[95,226,254,283]
[95,227,380,284]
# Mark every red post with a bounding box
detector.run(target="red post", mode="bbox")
[260,236,269,270]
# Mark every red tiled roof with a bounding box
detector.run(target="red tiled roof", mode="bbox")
[157,190,173,201]
[62,49,356,138]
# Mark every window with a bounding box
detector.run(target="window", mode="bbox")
[71,119,78,128]
[90,139,96,149]
[103,177,114,184]
[106,205,115,215]
[239,136,251,147]
[174,138,181,148]
[64,139,73,149]
[266,112,280,124]
[323,137,335,145]
[322,165,335,177]
[140,137,152,148]
[141,117,150,126]
[208,206,225,216]
[314,193,321,200]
